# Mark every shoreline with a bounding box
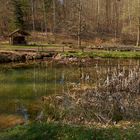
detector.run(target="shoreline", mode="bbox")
[0,50,140,64]
[0,50,56,63]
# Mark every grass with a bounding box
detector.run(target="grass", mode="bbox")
[0,122,140,140]
[0,44,57,49]
[0,43,140,59]
[63,51,140,59]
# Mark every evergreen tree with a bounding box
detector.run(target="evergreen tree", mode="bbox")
[12,0,24,29]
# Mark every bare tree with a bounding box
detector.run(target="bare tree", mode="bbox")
[136,0,140,46]
[31,0,35,31]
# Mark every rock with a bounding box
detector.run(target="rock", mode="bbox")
[54,54,63,60]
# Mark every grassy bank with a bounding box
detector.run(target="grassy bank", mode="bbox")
[1,43,140,59]
[63,51,140,59]
[0,122,140,140]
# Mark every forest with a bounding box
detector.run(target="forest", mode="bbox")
[0,0,140,46]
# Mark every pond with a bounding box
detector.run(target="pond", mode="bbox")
[0,59,140,129]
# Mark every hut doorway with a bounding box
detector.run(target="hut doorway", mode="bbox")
[13,36,26,45]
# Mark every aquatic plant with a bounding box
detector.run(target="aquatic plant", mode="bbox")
[41,66,140,125]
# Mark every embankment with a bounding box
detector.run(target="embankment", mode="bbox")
[0,51,56,63]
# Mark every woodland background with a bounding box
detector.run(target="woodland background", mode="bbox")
[0,0,140,45]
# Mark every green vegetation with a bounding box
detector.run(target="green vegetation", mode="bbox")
[1,122,140,140]
[1,43,140,59]
[0,44,61,50]
[12,0,25,29]
[63,51,140,59]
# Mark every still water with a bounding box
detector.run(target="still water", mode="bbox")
[0,59,139,128]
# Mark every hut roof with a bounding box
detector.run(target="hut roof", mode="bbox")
[9,29,30,37]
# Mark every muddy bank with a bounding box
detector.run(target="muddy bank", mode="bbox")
[53,55,93,66]
[0,50,140,64]
[0,51,95,64]
[0,51,56,63]
[53,53,140,66]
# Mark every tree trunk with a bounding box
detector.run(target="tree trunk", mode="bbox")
[78,0,82,47]
[31,0,35,31]
[136,17,140,46]
[53,0,56,42]
[106,0,111,32]
[96,0,100,32]
[43,0,47,34]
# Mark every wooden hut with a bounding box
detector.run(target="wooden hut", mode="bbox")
[9,29,30,45]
